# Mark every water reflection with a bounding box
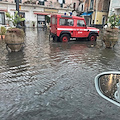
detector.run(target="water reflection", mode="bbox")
[6,51,26,68]
[99,49,116,66]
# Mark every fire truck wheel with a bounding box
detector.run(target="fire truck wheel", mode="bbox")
[89,34,97,41]
[60,34,70,42]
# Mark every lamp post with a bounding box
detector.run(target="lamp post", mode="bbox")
[16,0,19,14]
[16,0,21,28]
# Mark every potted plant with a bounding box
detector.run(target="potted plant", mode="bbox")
[102,14,120,48]
[5,11,25,52]
[32,21,35,27]
[1,26,6,40]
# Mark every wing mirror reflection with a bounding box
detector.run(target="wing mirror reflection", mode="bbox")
[95,71,120,106]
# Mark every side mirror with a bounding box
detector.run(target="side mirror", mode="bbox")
[95,71,120,106]
[84,25,87,28]
[82,24,86,27]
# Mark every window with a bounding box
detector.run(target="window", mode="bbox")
[38,0,44,5]
[60,4,63,8]
[73,3,76,10]
[59,19,74,26]
[0,12,5,25]
[51,17,56,25]
[77,20,85,27]
[63,0,65,4]
[81,4,83,11]
[90,0,94,10]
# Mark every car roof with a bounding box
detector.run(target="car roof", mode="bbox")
[51,14,84,20]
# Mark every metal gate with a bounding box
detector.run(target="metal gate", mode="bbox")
[37,15,45,27]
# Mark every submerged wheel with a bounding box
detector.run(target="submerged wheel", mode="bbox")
[89,34,97,41]
[60,34,70,42]
[53,36,57,42]
[53,36,60,42]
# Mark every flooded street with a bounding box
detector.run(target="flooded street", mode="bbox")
[1,28,120,120]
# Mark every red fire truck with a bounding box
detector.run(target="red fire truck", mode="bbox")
[50,14,99,42]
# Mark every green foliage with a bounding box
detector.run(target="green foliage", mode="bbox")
[0,26,6,35]
[45,15,50,23]
[6,11,25,27]
[108,14,120,29]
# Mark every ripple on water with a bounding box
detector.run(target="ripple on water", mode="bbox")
[0,29,120,119]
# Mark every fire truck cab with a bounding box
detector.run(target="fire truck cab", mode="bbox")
[50,14,99,42]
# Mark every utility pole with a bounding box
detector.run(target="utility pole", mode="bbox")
[16,0,19,14]
[16,0,20,28]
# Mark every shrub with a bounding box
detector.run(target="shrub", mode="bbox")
[108,14,120,29]
[0,26,6,35]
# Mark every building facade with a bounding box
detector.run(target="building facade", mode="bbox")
[80,0,110,27]
[109,0,120,16]
[0,0,113,28]
[45,0,80,9]
[0,0,79,27]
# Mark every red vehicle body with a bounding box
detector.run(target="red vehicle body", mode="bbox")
[50,14,99,42]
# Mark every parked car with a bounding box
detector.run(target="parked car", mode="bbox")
[50,14,99,42]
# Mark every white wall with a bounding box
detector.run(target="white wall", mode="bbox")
[109,0,120,16]
[0,2,72,27]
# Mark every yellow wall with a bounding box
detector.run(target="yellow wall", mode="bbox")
[92,11,108,24]
[92,12,95,24]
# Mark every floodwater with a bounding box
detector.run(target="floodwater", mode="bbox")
[0,28,120,120]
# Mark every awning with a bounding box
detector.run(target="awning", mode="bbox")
[34,12,50,15]
[114,7,120,10]
[0,9,8,12]
[81,12,93,16]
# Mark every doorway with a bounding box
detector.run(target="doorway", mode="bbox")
[102,16,106,27]
[37,15,46,27]
[19,12,25,27]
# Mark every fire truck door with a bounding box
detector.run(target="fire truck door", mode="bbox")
[76,20,88,38]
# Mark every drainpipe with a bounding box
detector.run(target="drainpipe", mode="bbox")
[95,0,98,24]
[108,0,113,16]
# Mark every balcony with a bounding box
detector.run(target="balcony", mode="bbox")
[23,0,36,4]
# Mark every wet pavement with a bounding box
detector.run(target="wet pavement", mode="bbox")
[0,28,120,120]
